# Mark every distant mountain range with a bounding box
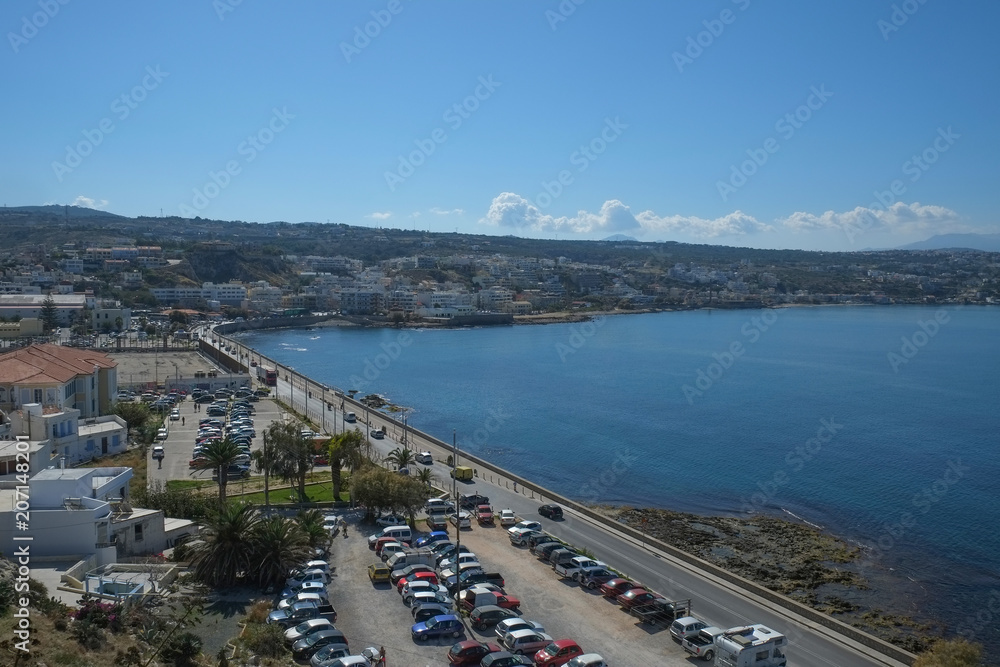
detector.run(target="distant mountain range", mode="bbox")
[603,234,638,242]
[898,233,1000,252]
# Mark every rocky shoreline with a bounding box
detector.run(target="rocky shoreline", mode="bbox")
[603,505,939,654]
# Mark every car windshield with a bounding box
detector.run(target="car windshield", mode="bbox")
[425,617,441,628]
[543,643,560,655]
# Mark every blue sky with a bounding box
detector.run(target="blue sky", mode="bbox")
[2,0,997,251]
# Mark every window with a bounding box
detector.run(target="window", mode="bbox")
[134,524,143,541]
[33,389,42,403]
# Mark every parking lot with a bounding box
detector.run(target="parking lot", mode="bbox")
[324,511,697,666]
[147,393,287,488]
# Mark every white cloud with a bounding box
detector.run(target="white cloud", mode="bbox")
[481,192,772,238]
[429,207,465,216]
[780,202,963,236]
[71,195,109,210]
[366,211,392,221]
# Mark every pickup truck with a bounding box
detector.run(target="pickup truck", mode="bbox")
[446,569,505,594]
[632,598,692,626]
[266,600,337,628]
[682,625,724,661]
[476,505,494,525]
[553,556,605,581]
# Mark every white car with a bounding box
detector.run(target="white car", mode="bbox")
[495,617,546,643]
[376,514,406,528]
[425,498,455,514]
[438,552,478,572]
[169,409,180,421]
[416,451,433,464]
[155,428,168,441]
[439,561,481,580]
[284,617,334,645]
[508,520,541,534]
[285,569,329,588]
[498,509,517,526]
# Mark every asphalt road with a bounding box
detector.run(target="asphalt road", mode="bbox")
[214,339,909,667]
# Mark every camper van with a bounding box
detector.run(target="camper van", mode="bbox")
[713,624,787,667]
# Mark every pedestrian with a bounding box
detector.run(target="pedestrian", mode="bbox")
[378,646,386,666]
[513,482,517,493]
[181,417,185,426]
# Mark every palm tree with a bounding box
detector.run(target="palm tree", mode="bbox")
[415,467,434,488]
[328,430,366,500]
[192,438,245,505]
[386,447,415,471]
[250,515,312,590]
[251,431,277,514]
[190,502,259,587]
[295,509,329,551]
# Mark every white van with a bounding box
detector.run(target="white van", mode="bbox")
[367,525,412,548]
[344,412,357,423]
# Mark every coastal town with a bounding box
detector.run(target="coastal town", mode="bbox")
[0,207,997,341]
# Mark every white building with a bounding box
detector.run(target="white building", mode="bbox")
[0,466,197,567]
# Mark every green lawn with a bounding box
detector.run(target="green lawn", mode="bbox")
[165,479,215,491]
[234,481,349,504]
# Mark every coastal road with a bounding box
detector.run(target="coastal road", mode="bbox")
[266,373,908,667]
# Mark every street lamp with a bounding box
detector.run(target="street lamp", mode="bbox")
[453,429,460,560]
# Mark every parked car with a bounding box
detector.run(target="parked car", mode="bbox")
[380,543,408,562]
[447,639,504,666]
[500,629,553,656]
[508,520,541,536]
[577,567,616,590]
[616,588,663,611]
[533,542,565,561]
[533,639,584,666]
[411,602,452,623]
[367,563,391,584]
[413,531,449,548]
[411,614,464,641]
[276,591,328,611]
[292,628,350,659]
[391,564,436,586]
[498,509,517,526]
[375,513,407,528]
[309,643,351,667]
[459,494,490,510]
[406,589,451,608]
[283,617,334,644]
[470,604,520,631]
[395,570,438,592]
[280,580,327,600]
[495,618,545,644]
[565,655,609,667]
[669,615,709,642]
[538,504,564,519]
[480,652,533,667]
[425,498,455,514]
[400,579,447,601]
[286,569,329,588]
[599,578,634,599]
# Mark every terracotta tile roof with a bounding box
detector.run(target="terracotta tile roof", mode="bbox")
[0,343,116,385]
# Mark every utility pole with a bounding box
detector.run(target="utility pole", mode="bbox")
[453,429,460,568]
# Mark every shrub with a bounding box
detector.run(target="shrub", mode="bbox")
[160,631,203,667]
[240,619,288,659]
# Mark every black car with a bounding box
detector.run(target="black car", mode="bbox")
[411,602,452,623]
[469,604,519,630]
[533,542,564,559]
[460,494,490,510]
[538,504,563,519]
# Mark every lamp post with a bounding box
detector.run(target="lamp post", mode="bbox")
[453,429,460,561]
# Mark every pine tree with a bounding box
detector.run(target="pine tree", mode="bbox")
[40,296,59,332]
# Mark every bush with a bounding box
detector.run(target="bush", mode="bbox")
[160,631,203,667]
[241,619,289,659]
[245,600,272,625]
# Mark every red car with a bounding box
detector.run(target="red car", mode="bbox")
[616,588,663,610]
[447,639,503,665]
[533,639,584,666]
[599,578,634,599]
[396,570,438,593]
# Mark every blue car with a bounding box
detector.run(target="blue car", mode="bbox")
[414,531,449,548]
[411,614,464,641]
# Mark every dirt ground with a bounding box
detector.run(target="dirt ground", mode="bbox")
[326,512,696,667]
[110,351,225,389]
